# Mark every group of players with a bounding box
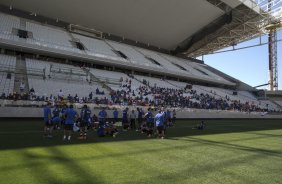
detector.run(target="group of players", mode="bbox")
[121,107,176,139]
[43,102,176,141]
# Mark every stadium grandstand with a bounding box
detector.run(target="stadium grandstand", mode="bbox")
[0,0,281,118]
[0,0,282,184]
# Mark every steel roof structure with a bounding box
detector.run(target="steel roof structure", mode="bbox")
[0,0,281,58]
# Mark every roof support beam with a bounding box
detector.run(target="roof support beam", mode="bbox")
[171,0,234,56]
[172,12,232,55]
[206,0,232,12]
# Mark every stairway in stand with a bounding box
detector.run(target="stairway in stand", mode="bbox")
[13,56,29,94]
[82,68,113,93]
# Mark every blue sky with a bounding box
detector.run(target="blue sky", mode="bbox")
[201,30,282,90]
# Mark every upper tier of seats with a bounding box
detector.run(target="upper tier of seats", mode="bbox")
[26,22,74,49]
[0,13,20,33]
[0,54,16,69]
[25,59,108,98]
[0,54,16,95]
[0,12,234,86]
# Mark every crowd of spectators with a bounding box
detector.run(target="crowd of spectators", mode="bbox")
[0,76,278,113]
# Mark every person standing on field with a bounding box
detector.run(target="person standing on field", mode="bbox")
[63,105,77,141]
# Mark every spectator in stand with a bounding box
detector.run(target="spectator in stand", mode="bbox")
[96,88,100,95]
[58,89,64,100]
[74,94,79,102]
[20,82,25,93]
[29,87,35,99]
[29,87,35,94]
[67,94,73,102]
[0,93,6,99]
[89,92,93,100]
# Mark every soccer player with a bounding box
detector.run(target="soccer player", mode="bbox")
[162,107,167,126]
[137,107,144,131]
[155,109,165,139]
[60,104,68,127]
[122,107,129,131]
[97,125,105,137]
[104,121,118,137]
[172,109,176,125]
[144,108,154,137]
[113,108,119,124]
[140,122,147,134]
[129,109,136,130]
[198,121,206,130]
[79,105,91,139]
[63,105,78,141]
[98,107,107,126]
[52,104,61,130]
[92,113,99,129]
[43,102,53,138]
[166,109,173,127]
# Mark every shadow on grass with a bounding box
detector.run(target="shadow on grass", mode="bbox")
[1,147,105,184]
[168,136,282,157]
[0,119,281,151]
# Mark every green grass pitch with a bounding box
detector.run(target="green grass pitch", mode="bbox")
[0,119,282,184]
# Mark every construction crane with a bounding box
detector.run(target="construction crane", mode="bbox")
[265,21,281,91]
[264,0,281,91]
[259,0,282,91]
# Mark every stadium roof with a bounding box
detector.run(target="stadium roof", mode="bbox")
[0,0,281,57]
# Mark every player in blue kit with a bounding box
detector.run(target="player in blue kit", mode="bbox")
[144,108,154,137]
[60,104,68,127]
[155,109,165,139]
[52,104,61,130]
[97,125,105,137]
[79,105,91,140]
[98,107,107,126]
[137,107,144,131]
[63,105,78,141]
[122,107,129,131]
[166,109,173,127]
[43,102,53,138]
[113,108,119,124]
